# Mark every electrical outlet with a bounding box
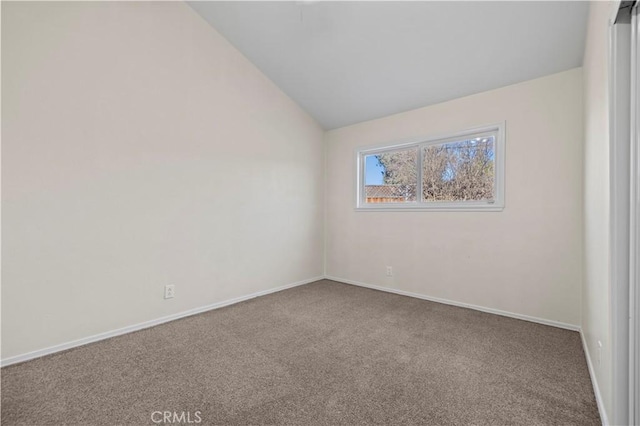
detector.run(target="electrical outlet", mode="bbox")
[597,341,602,367]
[164,284,175,299]
[386,266,393,277]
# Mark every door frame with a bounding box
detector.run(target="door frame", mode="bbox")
[609,1,635,425]
[630,4,640,424]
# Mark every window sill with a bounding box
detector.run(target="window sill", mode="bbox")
[355,203,504,212]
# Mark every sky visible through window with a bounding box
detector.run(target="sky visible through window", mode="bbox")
[365,155,384,185]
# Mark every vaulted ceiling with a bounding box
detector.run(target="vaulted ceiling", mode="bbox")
[189,1,589,130]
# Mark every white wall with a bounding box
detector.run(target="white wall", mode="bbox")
[325,68,584,328]
[582,1,617,422]
[1,2,324,360]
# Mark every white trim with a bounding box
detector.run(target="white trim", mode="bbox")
[581,330,610,426]
[609,10,633,426]
[353,204,504,213]
[1,276,324,367]
[325,276,609,422]
[611,0,624,24]
[4,273,607,424]
[355,122,505,212]
[323,129,328,277]
[630,3,640,423]
[324,275,580,331]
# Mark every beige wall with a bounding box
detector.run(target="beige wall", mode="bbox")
[1,2,324,359]
[0,3,600,403]
[582,1,616,421]
[325,68,584,327]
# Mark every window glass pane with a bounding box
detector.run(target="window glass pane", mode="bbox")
[364,147,418,203]
[422,136,495,202]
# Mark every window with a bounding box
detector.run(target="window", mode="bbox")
[356,123,505,211]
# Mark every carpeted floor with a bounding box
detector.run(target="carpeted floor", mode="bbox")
[2,280,600,425]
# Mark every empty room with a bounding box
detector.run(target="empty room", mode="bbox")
[2,1,639,425]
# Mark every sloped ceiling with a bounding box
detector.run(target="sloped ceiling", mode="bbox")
[189,1,589,130]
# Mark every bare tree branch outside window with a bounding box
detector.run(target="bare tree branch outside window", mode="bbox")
[422,138,494,201]
[365,137,495,204]
[374,148,417,202]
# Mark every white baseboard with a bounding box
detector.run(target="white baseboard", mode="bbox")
[580,330,609,426]
[324,275,581,331]
[1,276,323,367]
[325,276,610,422]
[4,274,606,424]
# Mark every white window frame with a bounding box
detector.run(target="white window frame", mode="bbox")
[355,122,505,211]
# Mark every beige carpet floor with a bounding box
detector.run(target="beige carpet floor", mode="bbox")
[2,280,600,425]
